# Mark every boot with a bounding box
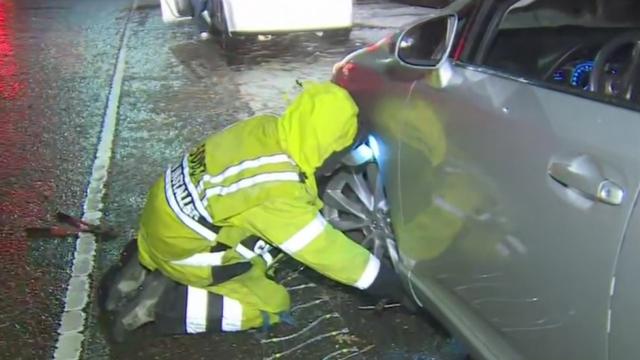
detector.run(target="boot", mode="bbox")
[111,271,170,343]
[104,240,149,312]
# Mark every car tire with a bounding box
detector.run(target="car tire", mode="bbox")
[323,28,352,44]
[215,1,233,50]
[320,162,399,266]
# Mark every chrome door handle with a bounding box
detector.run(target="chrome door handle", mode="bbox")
[548,155,624,206]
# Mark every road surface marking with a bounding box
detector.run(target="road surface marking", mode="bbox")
[52,2,135,359]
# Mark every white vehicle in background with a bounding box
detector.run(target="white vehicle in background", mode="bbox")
[160,0,353,46]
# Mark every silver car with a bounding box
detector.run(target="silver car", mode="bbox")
[324,0,640,359]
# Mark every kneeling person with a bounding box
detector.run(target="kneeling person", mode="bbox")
[102,81,405,340]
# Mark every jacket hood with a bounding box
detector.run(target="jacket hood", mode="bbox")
[277,81,359,174]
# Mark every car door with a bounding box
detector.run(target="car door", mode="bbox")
[395,3,640,360]
[608,195,640,360]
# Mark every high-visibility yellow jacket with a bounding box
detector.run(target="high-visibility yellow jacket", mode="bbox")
[137,82,381,315]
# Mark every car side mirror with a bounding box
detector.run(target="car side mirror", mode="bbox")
[395,14,458,69]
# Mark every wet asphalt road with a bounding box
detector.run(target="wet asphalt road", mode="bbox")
[0,0,465,359]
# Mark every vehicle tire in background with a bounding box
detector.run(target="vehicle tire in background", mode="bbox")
[215,0,236,51]
[206,0,221,36]
[323,28,352,44]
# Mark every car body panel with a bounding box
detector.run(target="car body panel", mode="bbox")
[211,0,352,34]
[609,191,640,360]
[332,0,640,358]
[402,63,640,360]
[333,45,416,282]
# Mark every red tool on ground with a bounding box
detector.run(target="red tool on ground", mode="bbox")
[25,211,118,240]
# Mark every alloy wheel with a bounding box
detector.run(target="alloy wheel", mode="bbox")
[322,163,398,265]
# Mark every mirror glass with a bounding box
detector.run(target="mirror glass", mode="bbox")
[397,15,456,67]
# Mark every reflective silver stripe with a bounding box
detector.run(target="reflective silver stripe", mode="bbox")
[171,252,225,266]
[433,196,466,220]
[221,297,243,332]
[205,172,300,198]
[354,254,380,290]
[181,157,213,223]
[198,154,295,191]
[234,242,274,266]
[185,286,208,334]
[165,167,217,241]
[280,214,327,254]
[260,251,274,267]
[235,244,256,260]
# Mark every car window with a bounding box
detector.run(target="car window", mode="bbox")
[501,0,639,29]
[479,0,640,106]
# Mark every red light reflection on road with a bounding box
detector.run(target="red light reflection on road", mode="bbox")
[0,0,48,263]
[0,0,25,100]
[0,0,30,260]
[0,2,59,353]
